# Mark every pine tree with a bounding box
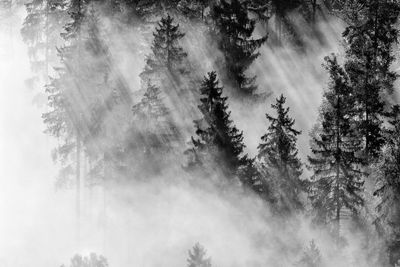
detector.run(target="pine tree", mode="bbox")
[343,0,400,160]
[185,72,269,198]
[211,0,266,97]
[21,0,67,79]
[129,82,180,175]
[257,94,303,213]
[132,82,179,152]
[187,71,247,178]
[62,0,88,42]
[61,253,108,267]
[308,55,364,240]
[141,14,187,83]
[42,5,118,244]
[296,240,322,267]
[374,105,400,266]
[187,243,212,267]
[139,14,195,121]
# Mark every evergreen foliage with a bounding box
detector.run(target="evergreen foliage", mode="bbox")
[211,0,266,96]
[296,240,322,267]
[343,0,400,160]
[258,94,303,213]
[187,243,212,267]
[141,14,187,82]
[186,72,270,199]
[308,55,364,238]
[21,0,67,76]
[374,105,400,265]
[131,82,179,157]
[60,253,108,267]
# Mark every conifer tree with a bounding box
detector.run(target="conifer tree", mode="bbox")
[343,0,400,160]
[257,94,303,213]
[61,253,108,267]
[187,243,212,267]
[187,71,247,178]
[186,72,269,198]
[140,14,194,121]
[62,0,88,42]
[128,82,180,176]
[374,105,400,266]
[211,0,266,97]
[141,14,187,82]
[308,55,364,240]
[42,6,118,242]
[296,240,322,267]
[132,82,179,153]
[21,0,67,79]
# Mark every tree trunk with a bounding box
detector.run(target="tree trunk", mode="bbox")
[45,0,49,82]
[76,133,81,248]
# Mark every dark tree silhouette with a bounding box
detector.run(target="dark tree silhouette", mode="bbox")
[374,105,400,266]
[308,55,364,241]
[211,0,266,97]
[258,94,303,213]
[343,0,400,161]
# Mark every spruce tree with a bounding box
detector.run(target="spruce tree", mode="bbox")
[186,72,269,198]
[343,0,400,160]
[374,105,400,266]
[187,71,247,178]
[130,82,180,175]
[21,0,67,78]
[141,14,187,82]
[62,0,88,42]
[308,55,364,240]
[296,240,322,267]
[187,243,212,267]
[61,253,108,267]
[257,94,303,213]
[140,14,194,120]
[132,82,179,153]
[211,0,266,97]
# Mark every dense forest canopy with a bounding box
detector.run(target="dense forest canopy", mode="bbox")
[1,0,400,266]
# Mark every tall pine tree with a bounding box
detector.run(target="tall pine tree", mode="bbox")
[211,0,266,97]
[308,55,364,241]
[343,0,400,160]
[373,105,400,266]
[257,94,303,213]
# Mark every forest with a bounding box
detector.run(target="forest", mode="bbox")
[1,0,400,266]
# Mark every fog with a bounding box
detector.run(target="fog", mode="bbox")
[0,5,387,267]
